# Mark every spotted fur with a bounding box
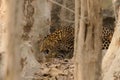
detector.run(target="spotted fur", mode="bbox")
[40,27,74,59]
[40,17,115,59]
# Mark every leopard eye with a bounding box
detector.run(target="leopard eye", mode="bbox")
[44,49,49,54]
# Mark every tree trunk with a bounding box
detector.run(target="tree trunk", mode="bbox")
[2,0,50,80]
[112,0,120,20]
[74,0,102,80]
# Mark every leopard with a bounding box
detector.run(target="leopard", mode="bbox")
[102,17,115,49]
[40,26,74,59]
[40,17,115,59]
